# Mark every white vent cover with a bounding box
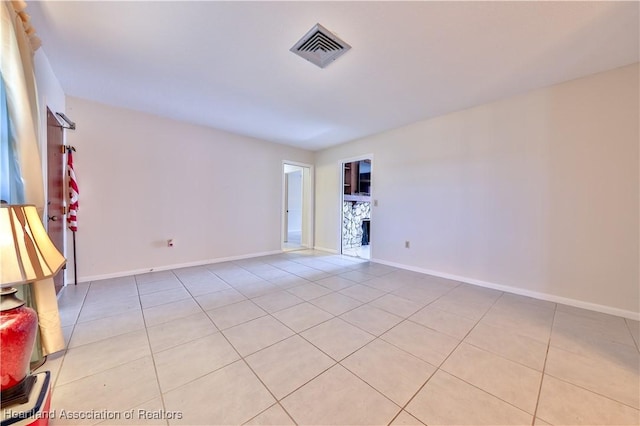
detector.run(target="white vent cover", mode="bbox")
[290,23,351,68]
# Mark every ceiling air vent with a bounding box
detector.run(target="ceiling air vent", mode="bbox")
[290,23,351,69]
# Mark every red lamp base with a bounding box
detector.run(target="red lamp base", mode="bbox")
[0,288,39,407]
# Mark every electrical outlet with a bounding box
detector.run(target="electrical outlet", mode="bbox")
[405,241,410,249]
[373,199,379,207]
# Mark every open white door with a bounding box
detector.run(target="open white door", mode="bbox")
[283,162,313,251]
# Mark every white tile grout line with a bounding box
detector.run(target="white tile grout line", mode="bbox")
[134,270,175,426]
[533,308,640,417]
[49,281,163,426]
[624,317,640,353]
[530,303,558,426]
[46,282,90,391]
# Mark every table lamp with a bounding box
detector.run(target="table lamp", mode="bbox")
[0,204,65,406]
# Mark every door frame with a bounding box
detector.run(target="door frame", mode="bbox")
[284,174,289,243]
[282,161,314,251]
[339,154,374,258]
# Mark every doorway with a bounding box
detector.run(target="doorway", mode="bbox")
[282,162,313,251]
[341,157,372,260]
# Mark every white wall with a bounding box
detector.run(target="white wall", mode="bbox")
[34,49,66,201]
[33,50,69,276]
[34,50,65,125]
[315,64,639,317]
[66,97,314,280]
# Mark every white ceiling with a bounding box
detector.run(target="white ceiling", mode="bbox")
[28,1,639,151]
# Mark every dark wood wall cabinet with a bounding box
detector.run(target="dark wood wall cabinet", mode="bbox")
[344,160,371,202]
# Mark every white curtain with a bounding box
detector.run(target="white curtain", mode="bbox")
[1,0,64,355]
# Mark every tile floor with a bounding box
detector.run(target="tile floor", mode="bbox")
[40,250,639,425]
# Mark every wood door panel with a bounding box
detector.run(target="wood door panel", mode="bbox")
[46,108,65,292]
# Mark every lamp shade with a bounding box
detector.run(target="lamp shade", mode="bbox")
[0,205,66,287]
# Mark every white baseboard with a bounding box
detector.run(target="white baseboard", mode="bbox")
[78,250,282,283]
[371,258,640,321]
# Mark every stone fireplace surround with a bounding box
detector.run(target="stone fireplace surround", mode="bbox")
[342,201,371,249]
